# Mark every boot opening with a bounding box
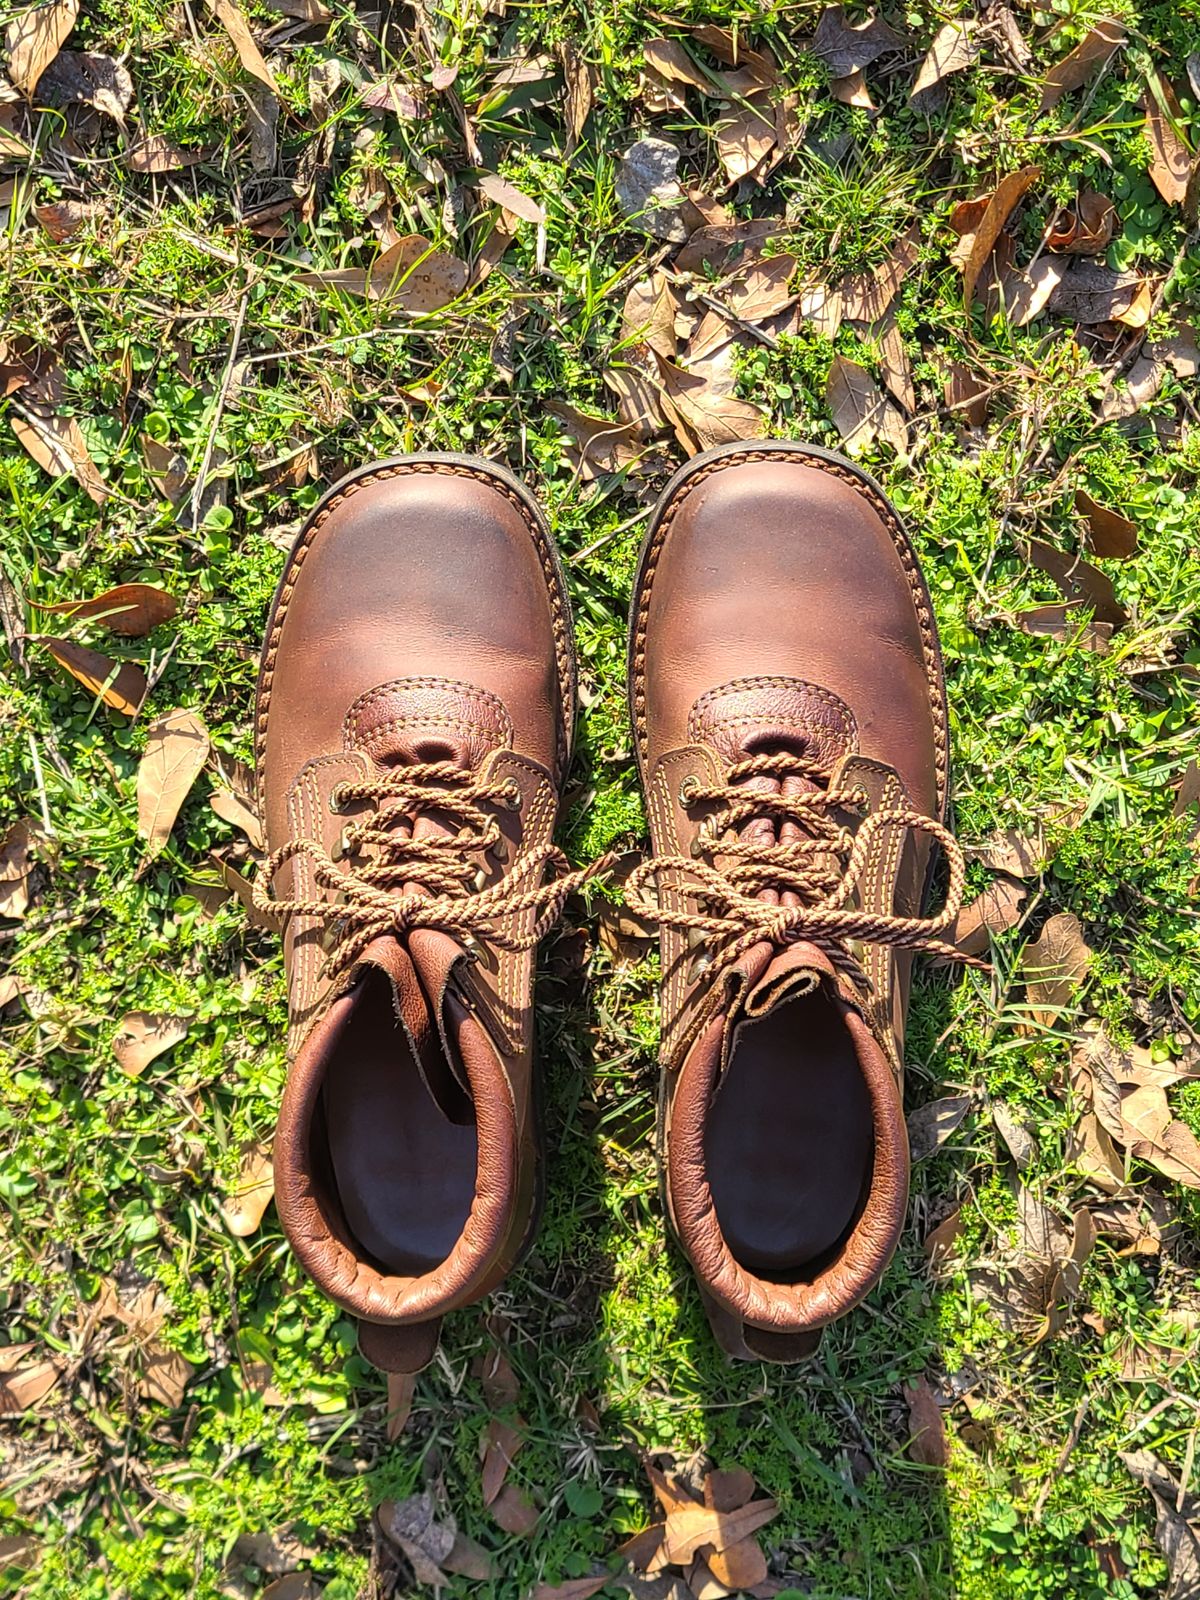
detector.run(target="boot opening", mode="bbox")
[317,965,478,1276]
[704,988,873,1279]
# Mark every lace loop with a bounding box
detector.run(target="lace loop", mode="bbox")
[626,752,979,990]
[254,762,603,980]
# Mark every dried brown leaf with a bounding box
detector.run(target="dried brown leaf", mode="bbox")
[477,171,544,224]
[1075,490,1137,560]
[480,1417,524,1506]
[34,198,98,239]
[476,1342,519,1409]
[546,402,649,481]
[1144,81,1193,207]
[1021,911,1092,1028]
[530,1578,610,1600]
[810,6,904,78]
[5,0,79,96]
[971,828,1048,878]
[714,100,776,186]
[37,582,176,637]
[1048,261,1150,326]
[209,785,264,849]
[1014,604,1113,653]
[1048,187,1117,254]
[657,355,767,454]
[1002,256,1067,327]
[379,1494,455,1584]
[206,0,277,91]
[489,1482,539,1537]
[11,358,108,503]
[46,638,146,715]
[943,361,991,427]
[139,1343,194,1408]
[113,1011,188,1076]
[943,874,1026,955]
[908,1094,972,1162]
[839,224,921,323]
[442,1532,495,1581]
[1121,1086,1200,1189]
[261,1578,320,1600]
[136,709,211,858]
[924,1209,964,1270]
[703,1467,756,1513]
[124,133,210,172]
[660,1497,778,1566]
[1119,1451,1200,1597]
[560,40,594,153]
[903,1376,949,1467]
[705,1537,768,1590]
[1027,538,1128,629]
[221,1140,274,1236]
[959,166,1041,308]
[0,1357,64,1413]
[830,68,874,108]
[1040,20,1125,111]
[910,20,978,101]
[39,48,131,120]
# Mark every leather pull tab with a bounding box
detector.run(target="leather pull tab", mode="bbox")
[698,1287,823,1364]
[358,1316,442,1374]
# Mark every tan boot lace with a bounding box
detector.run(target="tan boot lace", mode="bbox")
[254,761,602,980]
[625,751,978,991]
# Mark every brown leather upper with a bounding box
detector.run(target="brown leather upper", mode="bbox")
[628,443,952,1360]
[255,456,574,1370]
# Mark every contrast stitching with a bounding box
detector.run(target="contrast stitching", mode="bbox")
[631,449,948,818]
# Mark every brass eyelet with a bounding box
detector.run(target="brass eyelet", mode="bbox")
[330,824,354,862]
[678,775,700,807]
[689,835,706,859]
[688,951,712,981]
[319,916,347,953]
[472,867,488,892]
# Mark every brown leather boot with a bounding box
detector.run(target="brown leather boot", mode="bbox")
[626,441,969,1362]
[254,454,584,1373]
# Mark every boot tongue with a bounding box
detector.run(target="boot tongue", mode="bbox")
[732,939,841,1023]
[343,678,513,770]
[351,934,472,1120]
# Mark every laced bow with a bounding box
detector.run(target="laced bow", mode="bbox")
[254,761,601,980]
[624,751,977,992]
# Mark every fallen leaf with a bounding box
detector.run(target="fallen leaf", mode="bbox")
[943,362,990,427]
[910,20,978,102]
[1047,187,1117,254]
[660,1497,778,1567]
[112,1012,188,1076]
[959,166,1041,309]
[908,1094,972,1162]
[1151,322,1200,379]
[489,1482,539,1537]
[1040,20,1125,111]
[826,353,897,456]
[34,198,98,240]
[206,0,277,91]
[703,1467,756,1513]
[475,1342,519,1409]
[1120,1450,1200,1596]
[0,817,40,920]
[379,1494,455,1585]
[217,855,277,931]
[1121,1086,1200,1189]
[531,1578,610,1600]
[992,1101,1038,1169]
[924,1209,964,1270]
[616,137,688,241]
[903,1376,949,1467]
[943,874,1026,955]
[657,356,767,454]
[11,358,108,504]
[1020,912,1091,1029]
[0,1357,64,1413]
[209,785,264,849]
[478,172,544,224]
[839,224,921,323]
[361,77,422,117]
[1048,261,1150,326]
[1069,1111,1126,1193]
[1075,490,1137,560]
[971,828,1048,878]
[5,0,79,96]
[714,101,776,186]
[706,1538,768,1590]
[1026,538,1128,629]
[384,1371,416,1440]
[124,134,210,172]
[1002,256,1067,327]
[221,1141,274,1236]
[262,0,330,18]
[830,68,874,108]
[560,39,594,153]
[545,402,649,481]
[38,48,131,120]
[1013,604,1112,653]
[480,1417,524,1506]
[1144,80,1193,207]
[716,252,798,326]
[261,1578,320,1600]
[675,217,780,277]
[46,638,146,715]
[136,709,211,859]
[139,1343,194,1408]
[299,235,467,309]
[233,1529,321,1580]
[810,6,904,78]
[442,1532,495,1581]
[36,582,176,637]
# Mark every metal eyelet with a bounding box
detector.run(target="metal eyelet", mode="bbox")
[688,951,712,982]
[319,916,347,953]
[491,836,509,863]
[472,867,488,892]
[689,835,706,859]
[501,783,522,811]
[678,775,700,807]
[328,787,346,816]
[330,824,354,862]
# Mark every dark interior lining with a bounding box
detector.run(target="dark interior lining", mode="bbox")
[319,967,478,1275]
[705,993,873,1279]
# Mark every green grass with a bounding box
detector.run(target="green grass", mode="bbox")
[2,0,1200,1594]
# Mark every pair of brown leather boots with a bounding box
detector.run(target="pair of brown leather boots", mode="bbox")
[254,441,969,1373]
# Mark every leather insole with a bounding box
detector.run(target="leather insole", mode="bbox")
[321,968,477,1275]
[705,995,872,1276]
